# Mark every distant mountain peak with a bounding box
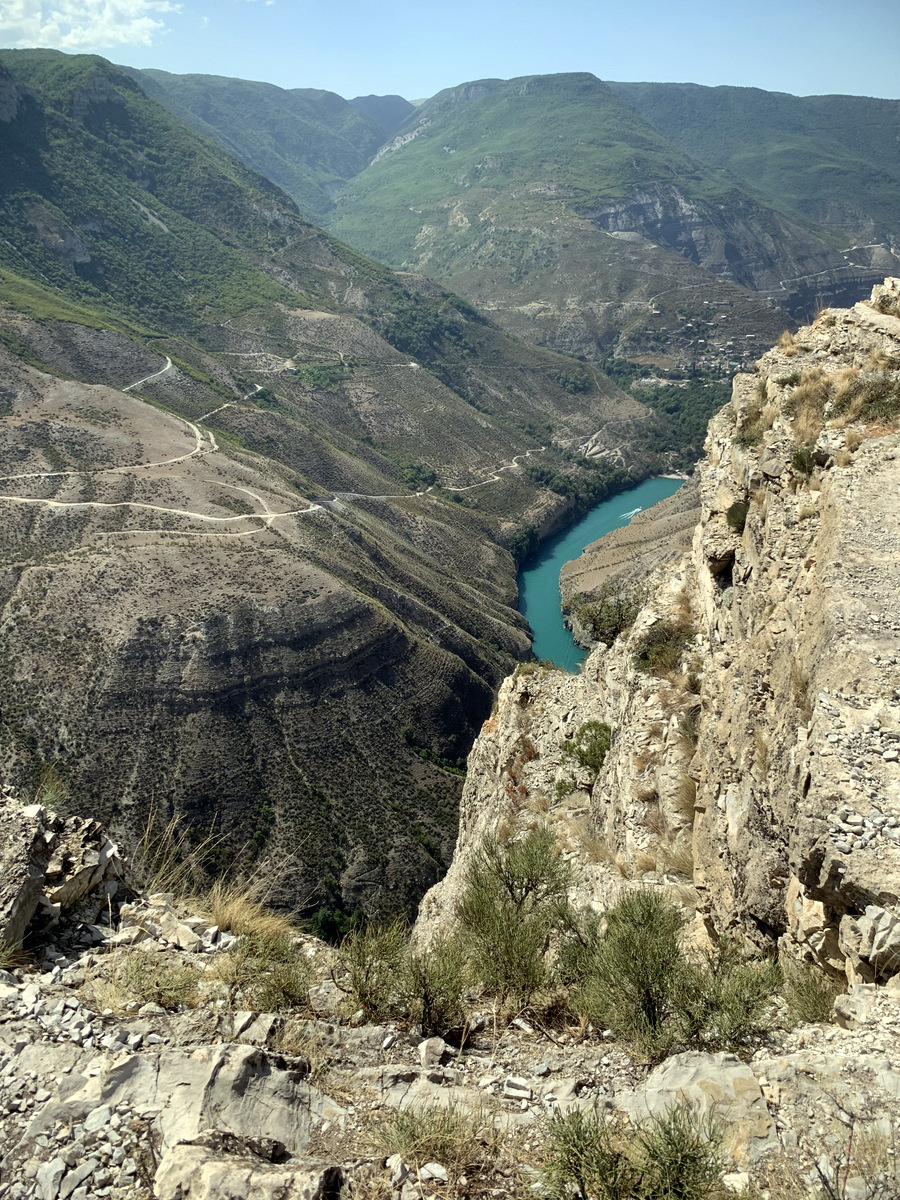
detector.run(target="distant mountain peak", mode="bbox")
[348,93,414,135]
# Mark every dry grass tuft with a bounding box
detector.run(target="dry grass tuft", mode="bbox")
[199,879,295,945]
[779,329,799,357]
[846,428,864,451]
[633,849,658,875]
[669,884,701,912]
[583,833,617,865]
[527,792,551,816]
[791,659,813,724]
[786,369,832,444]
[0,941,28,970]
[131,810,223,898]
[657,843,695,880]
[367,1103,499,1175]
[867,348,896,371]
[643,804,667,838]
[272,1020,334,1079]
[674,588,693,625]
[635,785,659,804]
[675,708,701,754]
[495,812,517,844]
[672,774,698,821]
[82,950,201,1014]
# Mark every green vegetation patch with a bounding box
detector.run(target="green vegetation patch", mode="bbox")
[561,720,612,774]
[542,1102,723,1200]
[567,579,647,647]
[632,618,694,676]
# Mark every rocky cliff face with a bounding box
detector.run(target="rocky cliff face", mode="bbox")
[417,280,900,989]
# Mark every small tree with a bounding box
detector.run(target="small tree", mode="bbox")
[455,827,572,1003]
[570,579,646,647]
[338,920,407,1020]
[573,892,778,1061]
[561,720,612,774]
[403,933,467,1037]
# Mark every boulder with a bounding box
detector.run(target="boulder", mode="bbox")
[154,1145,343,1200]
[833,984,876,1030]
[0,787,123,947]
[839,906,900,980]
[616,1051,776,1165]
[417,1037,447,1068]
[21,1044,339,1162]
[0,790,53,947]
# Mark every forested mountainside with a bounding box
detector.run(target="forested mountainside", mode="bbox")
[327,73,899,367]
[0,50,667,921]
[122,65,389,225]
[609,81,900,244]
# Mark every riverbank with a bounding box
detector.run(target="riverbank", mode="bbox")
[518,477,686,670]
[561,473,700,597]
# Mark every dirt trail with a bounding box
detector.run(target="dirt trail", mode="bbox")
[0,368,548,540]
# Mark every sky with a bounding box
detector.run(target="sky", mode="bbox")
[1,0,899,101]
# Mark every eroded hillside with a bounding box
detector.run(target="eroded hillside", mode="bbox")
[328,73,898,368]
[0,51,668,920]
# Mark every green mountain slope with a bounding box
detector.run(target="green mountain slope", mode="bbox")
[124,66,388,224]
[328,73,895,366]
[0,50,662,919]
[0,49,306,331]
[349,93,415,135]
[609,82,900,243]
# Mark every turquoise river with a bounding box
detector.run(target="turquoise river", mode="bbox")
[518,477,684,671]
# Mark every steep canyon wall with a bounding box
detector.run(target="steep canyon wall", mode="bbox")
[418,281,900,986]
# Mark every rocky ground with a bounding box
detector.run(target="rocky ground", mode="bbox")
[1,787,900,1200]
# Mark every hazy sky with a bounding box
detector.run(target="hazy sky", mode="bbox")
[2,0,899,101]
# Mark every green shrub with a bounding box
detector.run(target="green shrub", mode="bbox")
[678,939,780,1054]
[455,827,572,1003]
[632,620,693,676]
[725,501,748,534]
[208,930,311,1011]
[339,919,407,1020]
[403,933,467,1037]
[562,720,612,774]
[84,951,201,1014]
[781,958,841,1026]
[570,580,647,647]
[573,893,778,1061]
[368,1103,490,1172]
[509,522,540,566]
[575,891,687,1059]
[791,446,815,476]
[541,1101,723,1200]
[552,369,591,394]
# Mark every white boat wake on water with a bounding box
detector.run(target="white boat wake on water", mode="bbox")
[620,506,642,520]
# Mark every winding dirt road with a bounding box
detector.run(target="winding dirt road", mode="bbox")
[0,364,547,541]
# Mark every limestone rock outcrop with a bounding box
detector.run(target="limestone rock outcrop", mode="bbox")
[417,280,900,988]
[0,789,122,948]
